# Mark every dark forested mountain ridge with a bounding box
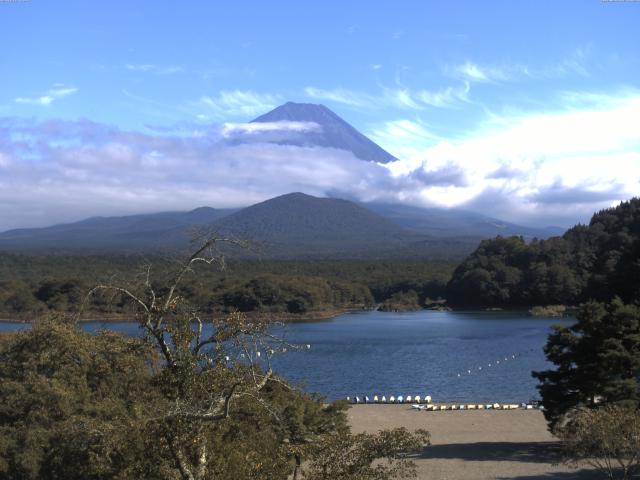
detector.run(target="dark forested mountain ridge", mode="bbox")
[0,207,237,252]
[446,198,640,307]
[0,194,561,257]
[210,192,412,256]
[0,193,480,258]
[250,102,398,163]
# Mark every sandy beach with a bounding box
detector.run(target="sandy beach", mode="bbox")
[348,405,600,480]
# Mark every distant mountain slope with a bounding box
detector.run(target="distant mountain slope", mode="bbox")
[0,207,236,251]
[250,102,397,163]
[0,193,479,258]
[364,202,563,239]
[210,192,416,256]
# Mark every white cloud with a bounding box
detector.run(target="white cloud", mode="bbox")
[15,85,78,106]
[382,89,640,225]
[305,83,470,111]
[368,119,441,159]
[1,88,637,230]
[304,87,374,107]
[455,62,491,82]
[201,90,282,118]
[125,63,184,74]
[221,121,321,137]
[415,82,470,108]
[0,152,10,168]
[447,48,592,85]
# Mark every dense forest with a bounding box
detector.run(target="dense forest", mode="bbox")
[0,255,454,319]
[447,198,640,307]
[3,198,639,318]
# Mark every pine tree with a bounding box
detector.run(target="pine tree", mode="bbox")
[533,299,640,428]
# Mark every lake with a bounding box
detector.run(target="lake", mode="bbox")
[0,310,572,403]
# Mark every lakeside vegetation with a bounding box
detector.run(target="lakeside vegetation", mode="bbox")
[0,243,432,480]
[446,198,640,308]
[0,256,455,320]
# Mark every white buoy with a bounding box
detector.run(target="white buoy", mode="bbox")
[457,373,461,377]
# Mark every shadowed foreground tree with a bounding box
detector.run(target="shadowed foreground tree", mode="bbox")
[0,317,167,479]
[533,299,640,429]
[1,237,430,479]
[555,405,640,480]
[303,427,430,480]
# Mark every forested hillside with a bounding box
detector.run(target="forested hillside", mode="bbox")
[447,198,640,307]
[0,255,454,319]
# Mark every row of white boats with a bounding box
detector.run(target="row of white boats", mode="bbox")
[346,395,543,411]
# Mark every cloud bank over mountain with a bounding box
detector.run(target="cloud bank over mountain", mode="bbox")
[0,91,638,232]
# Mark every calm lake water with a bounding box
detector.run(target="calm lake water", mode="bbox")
[0,310,573,403]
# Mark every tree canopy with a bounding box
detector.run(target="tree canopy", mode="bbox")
[447,197,640,307]
[532,299,640,429]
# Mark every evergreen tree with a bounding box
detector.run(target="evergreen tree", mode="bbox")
[533,299,640,428]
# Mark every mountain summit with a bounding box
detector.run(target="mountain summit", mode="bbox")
[250,102,397,163]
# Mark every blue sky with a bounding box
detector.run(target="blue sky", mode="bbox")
[1,0,639,230]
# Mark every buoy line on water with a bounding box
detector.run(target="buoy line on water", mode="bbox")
[455,347,538,378]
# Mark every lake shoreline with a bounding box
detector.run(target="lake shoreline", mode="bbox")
[0,303,574,324]
[0,306,375,324]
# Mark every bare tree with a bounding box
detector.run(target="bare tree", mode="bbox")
[84,236,298,480]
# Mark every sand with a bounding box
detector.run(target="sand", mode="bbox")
[348,405,601,480]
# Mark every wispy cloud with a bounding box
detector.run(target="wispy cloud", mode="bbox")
[447,48,592,84]
[305,83,471,111]
[200,90,282,118]
[15,85,78,106]
[125,63,184,74]
[304,87,373,108]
